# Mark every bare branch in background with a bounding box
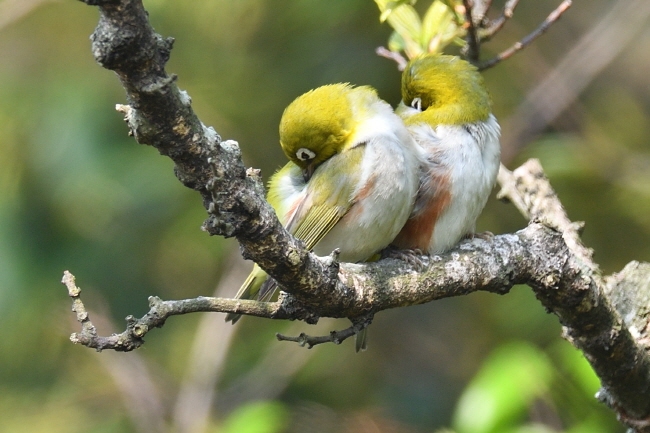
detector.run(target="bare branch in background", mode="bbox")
[375,46,408,70]
[468,0,493,24]
[375,0,570,72]
[480,0,519,41]
[462,0,481,63]
[502,0,650,158]
[478,0,572,70]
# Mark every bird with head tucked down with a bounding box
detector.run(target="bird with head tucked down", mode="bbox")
[226,83,421,351]
[391,54,501,254]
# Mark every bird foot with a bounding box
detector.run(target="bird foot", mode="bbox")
[381,246,428,271]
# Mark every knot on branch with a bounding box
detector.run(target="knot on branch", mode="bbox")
[90,2,172,74]
[277,292,320,325]
[323,248,341,280]
[158,36,175,64]
[91,13,146,71]
[140,74,177,96]
[204,140,274,239]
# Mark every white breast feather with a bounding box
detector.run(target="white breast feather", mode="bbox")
[409,114,501,254]
[312,101,421,261]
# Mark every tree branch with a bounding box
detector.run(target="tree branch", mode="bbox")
[497,160,650,429]
[480,0,520,42]
[72,0,650,429]
[500,0,650,158]
[461,0,481,63]
[375,46,408,71]
[497,160,595,270]
[468,0,494,25]
[65,209,650,427]
[276,315,373,349]
[81,0,345,316]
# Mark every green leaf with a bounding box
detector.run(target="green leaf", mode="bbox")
[421,0,464,53]
[376,0,418,22]
[551,341,601,398]
[388,31,407,53]
[452,342,555,433]
[220,401,289,433]
[375,0,424,57]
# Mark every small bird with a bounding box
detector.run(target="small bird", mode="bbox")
[391,54,501,254]
[226,83,421,351]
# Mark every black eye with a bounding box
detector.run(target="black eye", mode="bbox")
[296,147,316,161]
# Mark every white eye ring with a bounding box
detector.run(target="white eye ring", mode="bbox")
[296,148,316,161]
[411,97,422,111]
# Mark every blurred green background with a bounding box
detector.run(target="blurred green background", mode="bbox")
[1,0,649,432]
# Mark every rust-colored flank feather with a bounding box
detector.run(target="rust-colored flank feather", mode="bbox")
[393,173,451,251]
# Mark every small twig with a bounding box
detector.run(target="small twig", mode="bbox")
[462,0,481,63]
[495,163,528,218]
[496,159,595,270]
[478,0,572,71]
[64,270,99,342]
[276,315,373,349]
[64,270,287,352]
[501,0,650,159]
[480,0,520,41]
[375,46,408,71]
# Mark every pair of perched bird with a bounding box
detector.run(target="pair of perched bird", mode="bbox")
[225,54,501,350]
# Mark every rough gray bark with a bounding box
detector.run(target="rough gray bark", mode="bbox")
[67,0,650,431]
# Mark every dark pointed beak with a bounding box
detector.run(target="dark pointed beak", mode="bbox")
[302,163,315,182]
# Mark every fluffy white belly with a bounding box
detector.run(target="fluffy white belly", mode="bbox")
[414,116,501,253]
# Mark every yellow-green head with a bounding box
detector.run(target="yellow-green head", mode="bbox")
[279,83,368,180]
[400,54,491,126]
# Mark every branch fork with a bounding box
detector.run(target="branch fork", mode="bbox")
[70,0,650,429]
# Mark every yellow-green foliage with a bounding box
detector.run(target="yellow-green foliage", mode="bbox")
[375,0,465,58]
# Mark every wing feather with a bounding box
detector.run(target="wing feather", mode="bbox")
[292,205,345,250]
[286,145,365,250]
[254,145,365,303]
